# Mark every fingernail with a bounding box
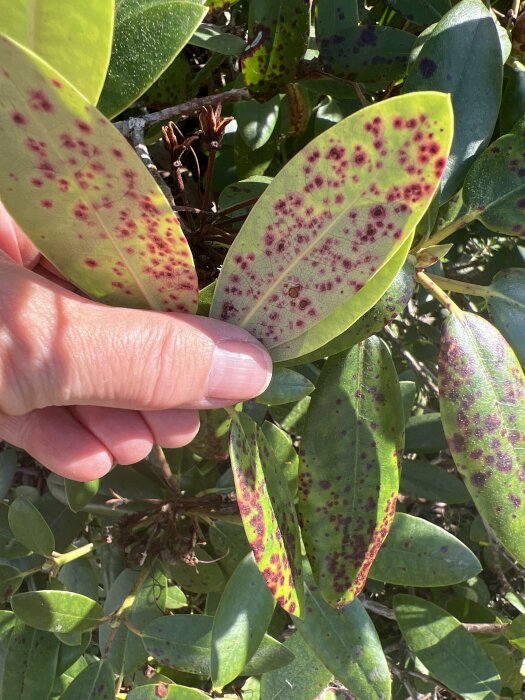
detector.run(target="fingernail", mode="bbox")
[207,340,272,400]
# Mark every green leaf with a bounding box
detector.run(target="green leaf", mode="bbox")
[260,632,332,700]
[165,585,187,610]
[11,591,104,633]
[98,0,206,118]
[0,564,23,601]
[211,553,276,689]
[58,660,114,700]
[241,0,310,98]
[235,97,281,150]
[142,53,193,109]
[260,421,299,497]
[53,656,88,696]
[299,337,403,605]
[439,312,525,566]
[255,368,314,406]
[8,497,55,556]
[500,63,525,134]
[0,449,17,500]
[318,25,416,87]
[462,117,525,238]
[56,632,90,676]
[315,0,359,38]
[394,594,501,700]
[400,459,471,503]
[127,684,209,699]
[279,253,416,366]
[292,565,391,700]
[0,504,29,559]
[209,521,251,577]
[387,0,453,24]
[190,23,246,56]
[404,412,447,452]
[230,413,304,615]
[206,0,241,8]
[1,620,60,700]
[211,92,453,361]
[369,512,481,586]
[167,545,225,593]
[58,558,99,601]
[191,410,231,461]
[0,34,198,314]
[403,0,503,200]
[142,615,294,676]
[505,613,525,652]
[39,492,88,552]
[65,479,99,513]
[0,0,114,103]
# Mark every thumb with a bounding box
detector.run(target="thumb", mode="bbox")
[0,256,272,416]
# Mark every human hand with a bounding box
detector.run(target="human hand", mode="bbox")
[0,202,272,481]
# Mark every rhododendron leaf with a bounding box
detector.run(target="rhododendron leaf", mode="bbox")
[439,312,525,566]
[299,336,403,606]
[0,0,113,104]
[211,92,453,360]
[0,35,198,313]
[488,268,525,366]
[230,412,304,615]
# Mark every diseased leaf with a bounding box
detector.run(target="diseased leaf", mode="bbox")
[1,621,60,700]
[394,594,501,700]
[462,117,525,238]
[98,0,206,118]
[255,368,315,406]
[11,591,104,633]
[230,413,304,615]
[318,25,416,87]
[8,497,55,556]
[293,564,390,700]
[0,35,198,313]
[439,312,525,566]
[261,421,299,497]
[211,92,453,361]
[488,268,525,366]
[400,459,471,503]
[0,0,114,103]
[370,513,481,586]
[315,0,359,38]
[58,660,114,700]
[387,0,453,25]
[211,553,276,689]
[142,53,193,109]
[299,337,403,606]
[241,0,310,98]
[403,0,503,200]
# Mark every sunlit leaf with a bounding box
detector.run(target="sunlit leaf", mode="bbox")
[255,368,314,406]
[299,337,403,606]
[98,0,206,118]
[190,23,246,57]
[370,513,481,586]
[260,421,299,497]
[439,311,525,566]
[235,97,281,150]
[65,479,99,513]
[8,497,55,557]
[0,35,198,313]
[230,413,304,615]
[0,0,114,103]
[211,92,453,361]
[11,591,104,633]
[394,594,501,700]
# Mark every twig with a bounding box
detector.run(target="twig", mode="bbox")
[463,622,508,635]
[426,274,491,299]
[389,663,418,700]
[361,597,396,619]
[486,527,513,594]
[416,271,463,316]
[127,117,176,209]
[412,211,478,252]
[149,444,180,496]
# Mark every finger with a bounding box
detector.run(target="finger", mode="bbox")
[141,409,200,448]
[0,200,40,267]
[0,407,113,481]
[0,256,272,416]
[70,406,154,466]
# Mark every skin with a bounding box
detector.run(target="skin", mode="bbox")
[0,201,272,481]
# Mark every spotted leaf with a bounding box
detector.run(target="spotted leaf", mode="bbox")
[229,412,304,615]
[299,336,404,606]
[387,0,453,25]
[488,268,525,366]
[211,92,453,361]
[439,312,525,566]
[0,35,198,313]
[240,0,311,98]
[462,116,525,238]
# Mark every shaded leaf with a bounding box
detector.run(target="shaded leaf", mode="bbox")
[241,0,310,98]
[8,497,55,556]
[58,558,99,601]
[394,594,501,700]
[299,337,403,605]
[463,117,525,238]
[58,660,114,700]
[315,0,359,38]
[0,503,29,560]
[403,0,503,200]
[439,312,525,566]
[235,97,280,150]
[12,591,104,633]
[0,449,17,500]
[500,62,525,134]
[369,512,481,586]
[98,0,206,118]
[505,613,525,652]
[167,546,225,593]
[191,410,231,461]
[211,553,275,689]
[65,479,99,513]
[256,368,314,406]
[400,459,470,503]
[260,421,299,497]
[211,92,452,361]
[0,34,198,313]
[387,0,453,25]
[0,564,23,601]
[127,684,209,699]
[404,412,447,452]
[260,632,332,700]
[143,54,193,109]
[209,521,251,577]
[0,0,114,103]
[293,564,390,700]
[1,620,60,700]
[230,413,304,615]
[38,492,88,552]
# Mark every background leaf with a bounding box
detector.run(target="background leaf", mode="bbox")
[299,337,403,605]
[0,0,114,103]
[387,0,453,25]
[58,660,114,700]
[11,591,104,633]
[65,479,99,513]
[211,92,453,360]
[400,459,471,503]
[98,0,206,118]
[235,97,281,150]
[127,684,209,699]
[488,268,525,365]
[8,497,55,556]
[255,367,314,406]
[0,35,198,313]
